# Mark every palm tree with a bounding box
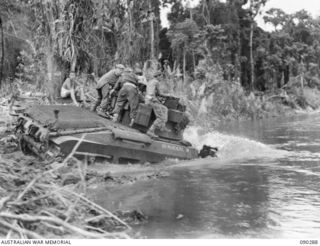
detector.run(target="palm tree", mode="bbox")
[0,16,4,88]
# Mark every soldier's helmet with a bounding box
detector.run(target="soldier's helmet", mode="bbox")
[124,67,133,73]
[134,68,143,76]
[115,64,125,70]
[152,70,162,78]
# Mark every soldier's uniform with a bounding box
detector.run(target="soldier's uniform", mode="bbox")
[60,73,82,106]
[91,64,124,112]
[112,73,139,123]
[145,71,168,137]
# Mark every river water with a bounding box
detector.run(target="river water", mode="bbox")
[92,113,320,238]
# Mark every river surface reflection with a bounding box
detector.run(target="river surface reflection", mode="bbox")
[92,113,320,238]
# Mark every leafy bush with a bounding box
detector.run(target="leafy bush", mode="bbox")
[177,59,320,128]
[186,61,266,125]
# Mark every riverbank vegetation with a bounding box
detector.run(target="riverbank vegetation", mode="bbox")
[0,156,129,238]
[2,0,320,126]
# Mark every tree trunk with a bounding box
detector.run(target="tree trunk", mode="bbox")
[149,0,155,60]
[183,47,186,85]
[70,53,77,73]
[189,8,196,71]
[300,72,304,90]
[0,17,4,88]
[236,28,241,81]
[43,1,67,102]
[249,21,254,91]
[46,49,54,102]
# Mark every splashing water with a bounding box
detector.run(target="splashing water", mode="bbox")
[184,126,289,161]
[92,115,320,239]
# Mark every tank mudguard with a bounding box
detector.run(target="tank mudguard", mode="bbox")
[52,130,198,164]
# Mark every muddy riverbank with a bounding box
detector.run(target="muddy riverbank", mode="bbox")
[0,125,159,238]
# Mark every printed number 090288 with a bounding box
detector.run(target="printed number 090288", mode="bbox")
[300,240,318,244]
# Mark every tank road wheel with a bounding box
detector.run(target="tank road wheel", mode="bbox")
[19,137,34,156]
[88,156,96,165]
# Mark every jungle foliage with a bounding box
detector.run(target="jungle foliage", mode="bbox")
[1,0,320,119]
[164,0,320,92]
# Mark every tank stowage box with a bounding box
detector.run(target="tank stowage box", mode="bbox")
[133,103,153,127]
[168,109,184,123]
[164,97,180,109]
[155,122,183,141]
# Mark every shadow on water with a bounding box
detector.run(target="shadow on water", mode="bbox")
[91,114,320,238]
[92,164,276,238]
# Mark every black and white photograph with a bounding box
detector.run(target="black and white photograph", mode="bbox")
[0,0,319,243]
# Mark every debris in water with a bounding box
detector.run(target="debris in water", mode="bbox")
[114,210,148,225]
[176,214,184,220]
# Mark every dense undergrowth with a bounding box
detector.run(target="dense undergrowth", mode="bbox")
[7,49,320,129]
[162,60,320,129]
[3,53,320,130]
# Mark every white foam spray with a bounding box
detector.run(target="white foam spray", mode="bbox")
[184,126,289,161]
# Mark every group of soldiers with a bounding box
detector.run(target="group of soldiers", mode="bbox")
[60,63,169,138]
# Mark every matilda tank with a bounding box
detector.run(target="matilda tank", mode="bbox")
[13,95,217,164]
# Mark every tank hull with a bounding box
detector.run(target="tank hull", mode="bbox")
[52,131,197,164]
[15,105,198,163]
